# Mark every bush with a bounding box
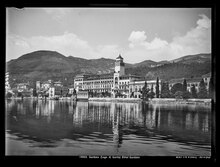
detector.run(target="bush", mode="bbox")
[148,91,155,99]
[198,79,208,98]
[171,83,183,94]
[190,84,197,98]
[182,91,191,99]
[175,91,183,99]
[17,92,23,97]
[6,92,13,98]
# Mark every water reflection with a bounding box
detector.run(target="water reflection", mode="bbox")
[5,99,211,155]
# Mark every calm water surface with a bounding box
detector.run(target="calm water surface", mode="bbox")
[5,99,211,156]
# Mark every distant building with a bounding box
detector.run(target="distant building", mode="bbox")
[68,87,75,95]
[17,83,29,92]
[169,74,211,92]
[129,79,161,98]
[49,87,55,98]
[36,81,41,91]
[62,87,69,97]
[202,73,211,88]
[41,81,51,91]
[54,86,62,96]
[22,89,33,97]
[54,81,62,87]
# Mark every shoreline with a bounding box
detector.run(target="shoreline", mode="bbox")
[6,97,212,105]
[149,98,211,106]
[88,97,142,103]
[88,97,212,105]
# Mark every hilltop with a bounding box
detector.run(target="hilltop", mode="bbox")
[6,50,211,87]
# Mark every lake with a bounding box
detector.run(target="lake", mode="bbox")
[5,99,212,156]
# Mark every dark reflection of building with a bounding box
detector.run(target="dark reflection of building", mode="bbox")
[6,100,77,143]
[73,101,113,134]
[147,103,211,143]
[111,103,123,152]
[73,101,89,127]
[6,99,211,147]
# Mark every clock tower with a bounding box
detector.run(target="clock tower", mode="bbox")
[114,54,125,75]
[113,54,125,97]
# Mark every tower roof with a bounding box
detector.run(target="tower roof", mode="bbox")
[116,54,123,59]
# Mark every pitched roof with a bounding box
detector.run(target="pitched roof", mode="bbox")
[116,54,123,59]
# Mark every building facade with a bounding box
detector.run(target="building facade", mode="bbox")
[74,54,160,98]
[16,83,29,92]
[129,80,161,98]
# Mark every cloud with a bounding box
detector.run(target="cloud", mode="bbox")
[126,14,211,62]
[128,31,147,45]
[7,14,211,64]
[143,38,168,50]
[170,14,211,57]
[6,32,120,61]
[197,14,211,29]
[128,31,168,50]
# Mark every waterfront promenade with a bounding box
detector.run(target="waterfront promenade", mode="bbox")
[7,96,212,105]
[88,97,212,105]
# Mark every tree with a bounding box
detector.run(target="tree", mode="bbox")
[12,88,18,97]
[105,91,111,97]
[17,92,23,97]
[175,91,183,99]
[183,79,187,92]
[166,82,172,98]
[33,88,37,97]
[156,77,160,98]
[6,92,13,98]
[208,76,213,99]
[116,91,123,98]
[142,81,150,100]
[89,91,94,97]
[181,79,190,99]
[148,84,155,99]
[182,91,191,99]
[190,84,197,98]
[171,83,183,95]
[130,92,134,98]
[198,79,208,98]
[161,81,170,98]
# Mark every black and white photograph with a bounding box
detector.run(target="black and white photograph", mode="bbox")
[5,7,215,159]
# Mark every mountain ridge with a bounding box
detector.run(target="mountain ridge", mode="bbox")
[6,50,211,88]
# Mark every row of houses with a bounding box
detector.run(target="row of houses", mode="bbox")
[36,80,75,98]
[6,55,211,99]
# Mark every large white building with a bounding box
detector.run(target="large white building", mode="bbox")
[74,54,161,98]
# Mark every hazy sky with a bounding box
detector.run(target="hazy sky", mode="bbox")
[6,8,211,63]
